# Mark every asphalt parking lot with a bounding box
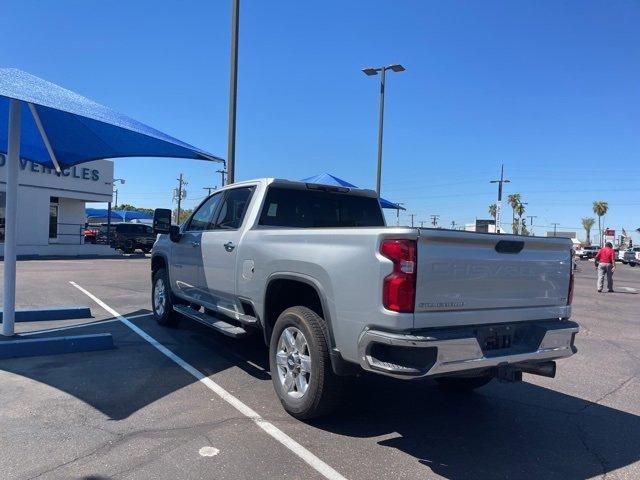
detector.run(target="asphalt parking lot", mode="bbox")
[1,257,639,480]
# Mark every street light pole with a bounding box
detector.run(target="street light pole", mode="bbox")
[362,64,405,196]
[375,67,386,196]
[226,0,240,184]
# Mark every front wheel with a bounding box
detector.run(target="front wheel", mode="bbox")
[152,268,180,327]
[436,375,493,393]
[269,306,343,419]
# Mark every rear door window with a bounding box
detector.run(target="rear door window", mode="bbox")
[214,187,255,230]
[258,187,384,228]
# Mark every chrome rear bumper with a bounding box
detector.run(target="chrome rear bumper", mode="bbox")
[358,320,579,379]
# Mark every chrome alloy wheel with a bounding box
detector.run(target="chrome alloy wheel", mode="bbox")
[153,277,166,317]
[276,327,312,398]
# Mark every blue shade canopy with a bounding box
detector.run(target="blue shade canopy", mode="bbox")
[86,208,152,222]
[0,68,222,169]
[300,173,405,210]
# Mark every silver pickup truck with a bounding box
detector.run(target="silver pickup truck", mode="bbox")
[150,178,578,419]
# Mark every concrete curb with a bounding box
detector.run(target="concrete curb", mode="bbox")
[0,306,92,322]
[0,333,115,359]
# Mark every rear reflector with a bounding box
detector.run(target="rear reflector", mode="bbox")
[381,239,416,313]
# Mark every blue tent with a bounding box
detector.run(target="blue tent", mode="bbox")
[300,173,405,210]
[85,208,152,222]
[0,68,222,336]
[0,69,222,168]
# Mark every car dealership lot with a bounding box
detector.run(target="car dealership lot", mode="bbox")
[1,257,639,480]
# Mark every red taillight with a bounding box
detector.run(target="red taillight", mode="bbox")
[381,239,416,313]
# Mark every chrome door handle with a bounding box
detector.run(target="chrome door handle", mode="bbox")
[224,242,235,252]
[191,241,200,248]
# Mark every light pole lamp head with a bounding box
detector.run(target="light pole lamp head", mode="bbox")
[388,64,405,72]
[362,67,379,76]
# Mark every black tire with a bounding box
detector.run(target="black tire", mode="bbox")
[152,268,180,327]
[124,239,135,254]
[269,306,342,419]
[436,374,493,393]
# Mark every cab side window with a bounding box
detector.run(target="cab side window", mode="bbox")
[215,187,255,230]
[187,193,223,231]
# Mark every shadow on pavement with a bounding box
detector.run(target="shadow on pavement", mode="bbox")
[2,309,639,480]
[312,374,640,480]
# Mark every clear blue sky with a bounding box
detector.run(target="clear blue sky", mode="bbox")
[4,1,639,242]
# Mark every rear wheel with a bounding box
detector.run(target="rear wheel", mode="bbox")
[124,239,135,254]
[269,306,342,419]
[436,375,493,393]
[152,268,180,327]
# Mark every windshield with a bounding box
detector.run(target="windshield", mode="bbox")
[259,186,385,228]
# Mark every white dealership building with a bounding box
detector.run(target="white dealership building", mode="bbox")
[0,154,114,257]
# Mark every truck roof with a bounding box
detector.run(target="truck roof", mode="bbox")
[227,178,379,198]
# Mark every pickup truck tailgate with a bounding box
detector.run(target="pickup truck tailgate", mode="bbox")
[413,230,572,328]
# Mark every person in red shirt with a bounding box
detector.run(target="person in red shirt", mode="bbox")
[595,242,616,292]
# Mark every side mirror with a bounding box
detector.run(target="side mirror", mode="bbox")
[153,208,172,234]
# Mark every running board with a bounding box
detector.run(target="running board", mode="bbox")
[173,305,247,338]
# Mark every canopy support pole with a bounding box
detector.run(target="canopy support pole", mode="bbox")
[28,103,62,174]
[2,99,21,336]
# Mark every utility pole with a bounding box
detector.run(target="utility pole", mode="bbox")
[113,188,118,209]
[527,215,537,236]
[451,221,456,230]
[430,214,440,227]
[490,164,510,234]
[173,174,187,224]
[217,168,227,187]
[203,186,217,196]
[226,0,240,184]
[419,220,425,228]
[551,222,560,237]
[409,214,415,227]
[395,203,404,227]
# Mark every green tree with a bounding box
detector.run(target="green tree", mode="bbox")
[592,201,609,246]
[515,202,526,235]
[488,203,497,220]
[173,208,193,224]
[507,193,521,233]
[581,217,596,246]
[115,203,155,216]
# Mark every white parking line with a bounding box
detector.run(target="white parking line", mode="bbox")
[69,281,348,480]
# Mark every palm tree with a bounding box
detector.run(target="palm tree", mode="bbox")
[515,203,526,234]
[507,193,521,233]
[488,203,497,220]
[592,201,609,246]
[581,217,596,246]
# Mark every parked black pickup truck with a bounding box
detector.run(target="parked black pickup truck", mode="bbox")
[110,222,155,253]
